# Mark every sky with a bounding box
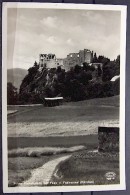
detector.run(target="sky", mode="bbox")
[7,8,121,69]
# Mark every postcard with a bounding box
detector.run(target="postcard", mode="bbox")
[2,2,126,193]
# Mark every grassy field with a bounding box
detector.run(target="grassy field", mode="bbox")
[8,146,85,157]
[7,96,120,186]
[51,149,119,186]
[8,146,86,186]
[8,135,98,149]
[8,96,119,137]
[8,149,119,187]
[8,156,54,187]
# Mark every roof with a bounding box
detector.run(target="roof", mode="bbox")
[44,97,63,100]
[111,75,120,82]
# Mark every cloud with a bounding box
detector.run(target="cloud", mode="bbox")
[67,38,74,46]
[7,8,121,69]
[82,11,106,26]
[47,36,57,44]
[40,16,57,28]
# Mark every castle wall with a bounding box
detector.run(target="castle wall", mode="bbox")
[84,49,92,63]
[79,50,84,63]
[39,49,93,71]
[39,54,60,69]
[63,53,80,71]
[64,49,92,70]
[56,58,64,67]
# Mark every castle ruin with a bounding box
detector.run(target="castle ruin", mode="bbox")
[63,49,93,70]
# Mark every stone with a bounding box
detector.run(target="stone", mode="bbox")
[98,127,119,152]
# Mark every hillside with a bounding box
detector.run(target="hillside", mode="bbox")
[9,57,120,105]
[63,95,119,107]
[7,68,28,91]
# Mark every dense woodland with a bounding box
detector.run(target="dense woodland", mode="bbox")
[7,54,120,105]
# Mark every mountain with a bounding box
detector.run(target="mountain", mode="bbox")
[7,68,28,91]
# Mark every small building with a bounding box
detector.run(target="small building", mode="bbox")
[43,97,64,107]
[111,75,120,82]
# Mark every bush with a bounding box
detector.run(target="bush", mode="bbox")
[102,81,114,97]
[66,79,87,101]
[113,78,120,95]
[87,81,103,98]
[7,82,18,105]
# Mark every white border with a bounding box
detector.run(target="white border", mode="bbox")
[2,2,127,193]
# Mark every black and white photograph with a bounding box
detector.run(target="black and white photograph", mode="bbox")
[2,2,126,193]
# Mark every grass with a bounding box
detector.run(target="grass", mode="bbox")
[8,156,52,187]
[8,135,98,150]
[7,96,120,186]
[7,110,18,115]
[8,145,85,186]
[8,169,31,187]
[51,149,119,185]
[8,96,119,137]
[65,95,119,107]
[8,146,85,157]
[8,148,119,186]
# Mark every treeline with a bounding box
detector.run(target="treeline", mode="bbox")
[7,55,120,105]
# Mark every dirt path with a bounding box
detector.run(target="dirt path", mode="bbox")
[19,155,71,187]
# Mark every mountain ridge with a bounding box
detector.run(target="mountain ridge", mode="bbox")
[7,68,28,91]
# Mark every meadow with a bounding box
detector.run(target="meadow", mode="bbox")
[7,96,119,187]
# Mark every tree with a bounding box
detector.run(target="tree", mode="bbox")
[93,52,98,63]
[113,77,120,95]
[7,82,18,105]
[103,81,114,97]
[67,79,86,101]
[97,65,102,77]
[82,62,92,71]
[78,70,92,85]
[102,60,117,82]
[34,61,38,67]
[74,64,81,74]
[101,57,110,66]
[87,81,103,98]
[19,64,39,94]
[57,66,62,73]
[98,55,104,63]
[115,55,120,75]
